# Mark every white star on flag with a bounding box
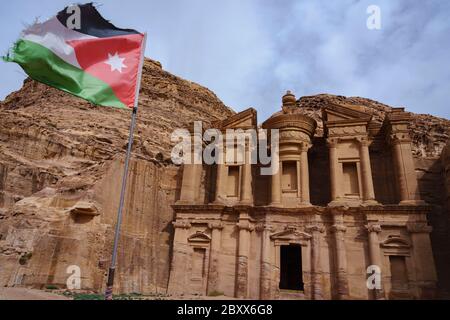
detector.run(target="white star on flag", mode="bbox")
[105,52,127,73]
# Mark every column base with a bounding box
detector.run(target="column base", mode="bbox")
[299,202,313,207]
[268,202,283,208]
[328,199,356,207]
[335,271,349,300]
[212,196,227,205]
[399,199,427,206]
[373,289,385,300]
[362,199,381,206]
[329,198,380,207]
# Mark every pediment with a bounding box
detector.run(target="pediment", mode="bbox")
[270,227,312,241]
[187,231,211,243]
[380,235,410,249]
[323,103,372,123]
[219,108,257,130]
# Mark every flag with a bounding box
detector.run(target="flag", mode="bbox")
[3,3,145,109]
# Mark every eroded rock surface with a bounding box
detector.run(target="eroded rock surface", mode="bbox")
[0,59,233,293]
[0,61,449,295]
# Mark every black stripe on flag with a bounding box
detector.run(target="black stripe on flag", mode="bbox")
[57,3,140,38]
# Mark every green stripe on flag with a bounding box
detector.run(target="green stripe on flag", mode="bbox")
[5,39,127,109]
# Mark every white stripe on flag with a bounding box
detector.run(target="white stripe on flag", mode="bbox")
[21,17,95,69]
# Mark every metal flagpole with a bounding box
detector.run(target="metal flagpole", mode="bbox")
[105,33,147,300]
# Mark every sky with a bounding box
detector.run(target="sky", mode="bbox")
[0,0,449,120]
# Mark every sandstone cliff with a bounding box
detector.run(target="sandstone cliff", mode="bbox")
[0,58,234,293]
[0,60,449,295]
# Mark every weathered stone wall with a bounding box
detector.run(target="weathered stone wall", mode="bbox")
[410,153,449,295]
[443,142,450,217]
[0,58,234,293]
[0,158,178,292]
[168,206,436,300]
[430,142,450,294]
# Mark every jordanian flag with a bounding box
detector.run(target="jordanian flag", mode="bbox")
[3,3,145,109]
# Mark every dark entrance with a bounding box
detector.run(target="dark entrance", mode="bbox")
[279,244,304,290]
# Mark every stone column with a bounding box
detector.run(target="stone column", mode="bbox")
[366,223,384,299]
[391,136,424,205]
[407,223,437,299]
[393,140,408,202]
[327,138,341,203]
[258,224,273,300]
[168,220,192,294]
[179,164,196,203]
[240,143,253,204]
[179,164,202,204]
[207,222,223,295]
[331,214,349,299]
[236,214,253,298]
[214,141,228,203]
[358,138,377,203]
[179,133,202,203]
[300,142,311,205]
[306,225,324,300]
[270,160,282,206]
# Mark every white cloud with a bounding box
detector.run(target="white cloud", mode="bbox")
[0,0,449,119]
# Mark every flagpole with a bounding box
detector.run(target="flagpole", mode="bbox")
[105,32,147,301]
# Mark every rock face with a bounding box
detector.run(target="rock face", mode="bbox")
[297,94,450,294]
[0,62,449,295]
[439,142,450,292]
[0,59,234,293]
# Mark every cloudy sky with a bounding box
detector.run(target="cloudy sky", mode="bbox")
[0,0,449,120]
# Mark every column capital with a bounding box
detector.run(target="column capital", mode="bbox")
[208,221,224,230]
[173,220,192,229]
[389,132,412,145]
[365,224,382,233]
[255,223,274,232]
[331,224,347,233]
[300,141,312,152]
[356,136,371,147]
[305,225,325,234]
[326,138,339,148]
[237,221,254,232]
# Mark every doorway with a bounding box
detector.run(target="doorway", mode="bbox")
[389,255,409,291]
[279,244,304,290]
[191,247,207,294]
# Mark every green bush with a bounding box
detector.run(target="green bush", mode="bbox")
[45,284,58,290]
[73,293,104,300]
[208,290,224,297]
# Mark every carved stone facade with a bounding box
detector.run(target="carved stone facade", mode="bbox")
[168,92,438,299]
